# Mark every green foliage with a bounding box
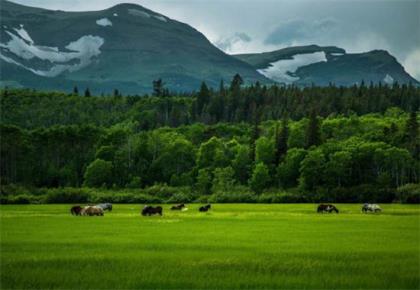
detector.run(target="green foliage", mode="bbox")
[255,137,275,166]
[249,163,271,194]
[277,148,307,188]
[83,159,113,188]
[397,183,420,204]
[44,188,89,203]
[196,169,212,195]
[1,86,419,203]
[299,149,326,190]
[211,167,235,194]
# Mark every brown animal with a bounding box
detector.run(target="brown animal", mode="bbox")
[141,205,163,216]
[70,205,83,216]
[171,203,185,210]
[81,206,104,216]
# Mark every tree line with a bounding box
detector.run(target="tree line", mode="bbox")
[1,108,418,203]
[1,77,419,130]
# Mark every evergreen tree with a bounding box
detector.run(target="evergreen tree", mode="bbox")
[113,89,120,97]
[197,81,210,116]
[84,88,91,97]
[274,115,289,166]
[249,115,259,163]
[153,79,164,97]
[404,110,419,160]
[230,74,243,91]
[73,86,79,96]
[305,109,321,148]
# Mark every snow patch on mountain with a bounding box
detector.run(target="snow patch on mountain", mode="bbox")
[153,15,167,22]
[128,9,150,18]
[257,52,327,84]
[0,27,104,77]
[14,25,33,44]
[96,18,112,27]
[384,74,394,84]
[113,13,118,17]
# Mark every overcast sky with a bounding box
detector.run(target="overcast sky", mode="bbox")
[10,0,420,79]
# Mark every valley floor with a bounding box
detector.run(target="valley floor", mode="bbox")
[0,204,419,289]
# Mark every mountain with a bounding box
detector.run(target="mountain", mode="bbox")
[0,0,268,94]
[233,45,419,86]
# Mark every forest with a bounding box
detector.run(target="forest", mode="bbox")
[1,77,419,204]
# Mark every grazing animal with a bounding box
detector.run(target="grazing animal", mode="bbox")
[171,203,185,210]
[141,205,163,216]
[96,203,113,211]
[199,204,211,212]
[70,205,83,216]
[362,203,382,213]
[317,204,339,213]
[81,206,104,216]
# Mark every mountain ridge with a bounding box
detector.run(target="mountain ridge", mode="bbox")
[233,46,419,86]
[0,0,269,94]
[1,0,418,93]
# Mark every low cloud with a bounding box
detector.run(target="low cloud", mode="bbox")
[403,49,420,81]
[264,18,339,46]
[215,32,252,54]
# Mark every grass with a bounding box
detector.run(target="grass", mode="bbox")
[0,204,419,289]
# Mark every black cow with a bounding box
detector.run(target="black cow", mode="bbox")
[317,204,339,213]
[199,204,211,212]
[141,205,163,216]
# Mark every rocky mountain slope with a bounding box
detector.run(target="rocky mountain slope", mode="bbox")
[0,0,267,94]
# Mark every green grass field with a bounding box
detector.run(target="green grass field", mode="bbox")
[1,204,419,289]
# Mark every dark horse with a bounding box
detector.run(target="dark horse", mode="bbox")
[70,205,83,216]
[142,205,163,216]
[171,203,185,210]
[199,204,211,212]
[317,204,339,213]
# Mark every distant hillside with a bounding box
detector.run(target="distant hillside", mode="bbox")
[0,0,268,94]
[234,45,419,86]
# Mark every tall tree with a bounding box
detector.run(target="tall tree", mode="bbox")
[197,81,210,116]
[73,86,79,96]
[404,110,419,160]
[153,79,165,97]
[84,88,91,97]
[274,115,289,166]
[249,115,259,163]
[305,109,321,148]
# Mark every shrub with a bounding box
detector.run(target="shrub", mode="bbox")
[44,188,89,203]
[257,191,308,203]
[145,184,177,198]
[397,184,420,204]
[5,194,44,204]
[209,186,257,203]
[166,192,195,203]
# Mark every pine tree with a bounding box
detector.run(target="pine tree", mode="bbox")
[305,109,321,148]
[113,89,120,97]
[197,81,210,116]
[73,86,79,96]
[274,115,289,166]
[249,114,259,163]
[84,88,91,97]
[404,110,419,160]
[153,79,164,97]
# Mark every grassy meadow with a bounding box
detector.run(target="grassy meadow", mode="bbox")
[0,204,419,289]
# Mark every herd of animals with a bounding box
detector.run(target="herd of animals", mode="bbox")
[70,202,382,216]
